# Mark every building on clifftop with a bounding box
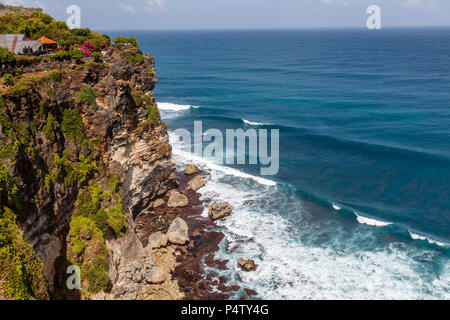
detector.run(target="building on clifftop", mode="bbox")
[0,33,44,55]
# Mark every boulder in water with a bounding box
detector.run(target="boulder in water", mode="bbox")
[238,258,256,271]
[187,175,206,192]
[208,202,234,220]
[184,163,200,175]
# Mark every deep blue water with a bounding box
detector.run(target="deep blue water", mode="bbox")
[108,29,450,299]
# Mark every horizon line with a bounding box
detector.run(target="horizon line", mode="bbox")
[96,25,450,32]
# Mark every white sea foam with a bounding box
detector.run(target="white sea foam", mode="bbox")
[332,203,342,211]
[408,230,449,247]
[354,212,393,227]
[169,132,277,186]
[243,119,270,126]
[157,102,199,111]
[195,161,450,300]
[163,104,450,300]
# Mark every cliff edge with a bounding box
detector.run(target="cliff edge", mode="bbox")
[0,40,181,299]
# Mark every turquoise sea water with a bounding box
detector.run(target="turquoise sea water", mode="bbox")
[109,29,449,299]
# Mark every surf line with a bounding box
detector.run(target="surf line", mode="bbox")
[172,120,279,176]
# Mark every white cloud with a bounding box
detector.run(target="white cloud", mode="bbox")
[145,0,166,14]
[119,3,137,14]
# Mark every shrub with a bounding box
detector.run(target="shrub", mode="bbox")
[91,51,102,62]
[50,49,83,61]
[108,175,120,193]
[129,53,144,65]
[42,114,56,142]
[50,50,70,62]
[3,73,13,86]
[53,148,97,186]
[44,174,52,193]
[84,255,110,294]
[0,165,48,300]
[38,103,46,117]
[75,182,126,237]
[49,70,61,83]
[69,215,110,293]
[131,91,142,106]
[65,154,97,185]
[0,163,17,209]
[14,55,42,67]
[75,85,98,110]
[146,105,160,124]
[7,82,30,97]
[113,36,139,48]
[69,216,103,256]
[14,68,22,77]
[69,48,85,60]
[47,88,56,99]
[61,109,85,144]
[0,207,49,300]
[0,46,15,65]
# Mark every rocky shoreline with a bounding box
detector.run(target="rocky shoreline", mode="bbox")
[134,166,258,300]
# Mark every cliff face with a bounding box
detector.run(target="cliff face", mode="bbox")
[0,44,177,299]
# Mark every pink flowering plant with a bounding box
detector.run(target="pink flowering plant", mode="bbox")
[76,40,108,57]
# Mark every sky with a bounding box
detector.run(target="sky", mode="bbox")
[2,0,450,30]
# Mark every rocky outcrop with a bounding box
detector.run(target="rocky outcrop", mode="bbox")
[184,163,200,175]
[187,175,206,192]
[167,217,189,245]
[208,202,234,220]
[147,231,168,250]
[167,191,188,208]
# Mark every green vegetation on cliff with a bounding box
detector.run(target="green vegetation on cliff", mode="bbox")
[75,85,98,111]
[42,114,56,142]
[75,180,127,238]
[0,164,48,300]
[68,176,127,296]
[0,46,15,65]
[113,36,139,48]
[68,215,110,295]
[61,109,86,144]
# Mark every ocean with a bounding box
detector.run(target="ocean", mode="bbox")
[108,28,450,299]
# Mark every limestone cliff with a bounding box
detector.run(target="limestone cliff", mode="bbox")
[0,43,178,299]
